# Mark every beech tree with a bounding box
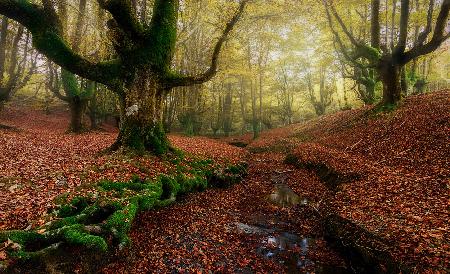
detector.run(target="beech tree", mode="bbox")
[0,16,36,107]
[0,0,248,153]
[324,0,449,105]
[306,66,335,116]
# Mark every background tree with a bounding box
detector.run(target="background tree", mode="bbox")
[0,17,37,108]
[325,0,449,105]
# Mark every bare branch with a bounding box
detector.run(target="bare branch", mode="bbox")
[402,0,450,64]
[327,1,361,48]
[165,0,249,88]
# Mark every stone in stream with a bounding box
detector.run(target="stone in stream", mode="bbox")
[267,184,307,207]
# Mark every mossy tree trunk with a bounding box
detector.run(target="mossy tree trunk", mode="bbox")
[115,69,169,154]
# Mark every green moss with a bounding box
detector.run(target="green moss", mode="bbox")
[177,173,208,194]
[209,163,248,188]
[106,200,138,237]
[53,192,70,205]
[122,122,170,155]
[57,196,89,218]
[63,226,107,252]
[99,180,147,192]
[145,0,178,71]
[226,164,247,175]
[0,230,45,245]
[0,157,248,266]
[61,69,81,97]
[373,102,398,113]
[159,174,179,199]
[48,216,79,230]
[135,192,160,211]
[284,154,299,166]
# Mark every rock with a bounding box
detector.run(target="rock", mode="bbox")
[267,184,301,207]
[55,176,68,188]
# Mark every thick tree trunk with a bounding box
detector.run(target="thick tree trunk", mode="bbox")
[380,61,402,105]
[115,69,169,154]
[68,97,86,133]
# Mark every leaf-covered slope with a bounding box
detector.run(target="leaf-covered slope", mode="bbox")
[250,91,449,271]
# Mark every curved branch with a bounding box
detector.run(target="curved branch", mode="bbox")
[327,1,360,48]
[165,0,249,89]
[416,0,435,46]
[402,0,450,64]
[0,0,122,88]
[97,0,144,41]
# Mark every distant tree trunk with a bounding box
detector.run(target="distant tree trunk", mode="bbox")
[87,83,99,130]
[0,16,8,83]
[223,83,233,137]
[401,67,408,95]
[250,79,258,139]
[238,76,247,134]
[259,69,263,131]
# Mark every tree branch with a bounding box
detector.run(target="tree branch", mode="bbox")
[165,0,249,88]
[402,0,449,64]
[394,0,410,54]
[0,0,122,88]
[371,0,381,48]
[327,1,361,48]
[97,0,144,41]
[416,0,435,46]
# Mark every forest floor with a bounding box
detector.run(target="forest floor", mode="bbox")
[0,90,449,273]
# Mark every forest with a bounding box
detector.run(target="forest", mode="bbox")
[0,0,448,273]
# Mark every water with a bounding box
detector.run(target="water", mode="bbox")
[257,233,316,272]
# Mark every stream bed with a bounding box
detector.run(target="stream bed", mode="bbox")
[231,184,351,273]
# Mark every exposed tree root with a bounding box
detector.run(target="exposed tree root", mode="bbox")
[0,159,248,271]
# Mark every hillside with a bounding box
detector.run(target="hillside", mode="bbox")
[246,90,450,272]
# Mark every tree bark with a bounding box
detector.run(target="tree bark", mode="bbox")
[68,97,86,133]
[380,60,402,105]
[114,69,169,154]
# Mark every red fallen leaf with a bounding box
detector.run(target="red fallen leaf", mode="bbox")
[0,251,7,260]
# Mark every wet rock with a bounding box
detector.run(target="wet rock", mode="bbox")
[267,184,306,207]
